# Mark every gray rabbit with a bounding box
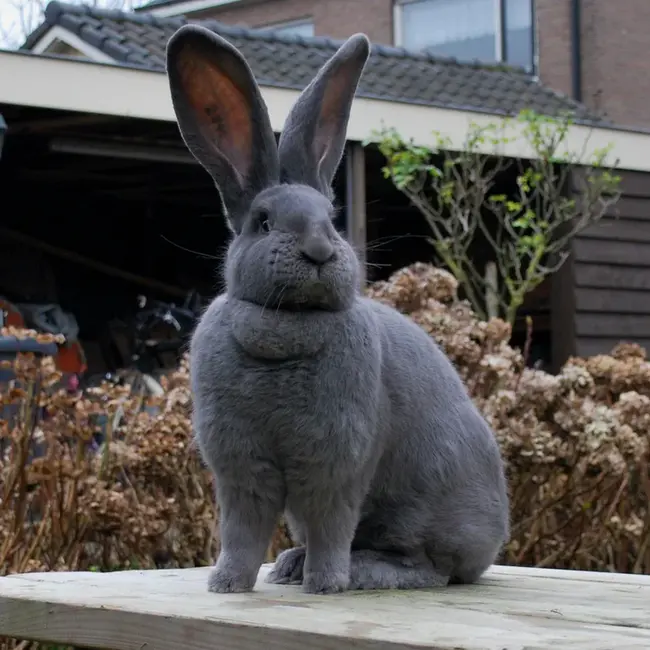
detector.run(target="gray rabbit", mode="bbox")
[166,24,510,595]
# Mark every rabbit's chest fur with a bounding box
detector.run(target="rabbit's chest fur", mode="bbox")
[190,295,384,478]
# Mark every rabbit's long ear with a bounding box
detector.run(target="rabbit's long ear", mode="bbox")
[166,25,279,231]
[277,34,370,197]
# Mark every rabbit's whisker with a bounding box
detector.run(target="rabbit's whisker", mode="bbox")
[259,250,285,317]
[364,234,428,251]
[159,234,222,260]
[274,282,290,316]
[261,289,275,317]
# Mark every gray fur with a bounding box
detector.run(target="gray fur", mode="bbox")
[166,27,510,595]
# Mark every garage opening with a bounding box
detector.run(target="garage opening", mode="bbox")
[0,105,350,383]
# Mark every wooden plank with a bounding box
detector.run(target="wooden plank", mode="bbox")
[551,251,577,370]
[575,312,650,337]
[617,169,650,197]
[575,263,650,290]
[575,287,650,313]
[582,217,650,242]
[573,238,650,266]
[1,564,650,650]
[603,196,650,220]
[346,141,367,286]
[579,169,650,199]
[576,337,650,357]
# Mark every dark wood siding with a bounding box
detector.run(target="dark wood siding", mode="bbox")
[566,169,650,360]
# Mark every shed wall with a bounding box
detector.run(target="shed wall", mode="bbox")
[555,169,650,364]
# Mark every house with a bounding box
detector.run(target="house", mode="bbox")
[1,1,650,374]
[138,0,650,131]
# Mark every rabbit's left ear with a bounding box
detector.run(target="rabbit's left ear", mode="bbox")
[166,24,279,231]
[278,34,370,197]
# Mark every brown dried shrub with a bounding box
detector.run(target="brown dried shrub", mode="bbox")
[1,263,649,592]
[368,263,650,573]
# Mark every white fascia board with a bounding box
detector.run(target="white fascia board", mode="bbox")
[1,49,649,172]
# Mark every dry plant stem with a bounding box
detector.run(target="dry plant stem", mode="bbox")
[513,472,611,561]
[606,475,630,522]
[632,454,650,573]
[16,504,50,575]
[1,375,40,568]
[514,316,534,392]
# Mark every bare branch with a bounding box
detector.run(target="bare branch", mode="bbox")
[371,111,622,326]
[1,0,136,48]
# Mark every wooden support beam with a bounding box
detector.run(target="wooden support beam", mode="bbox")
[0,227,188,299]
[550,169,579,372]
[9,114,118,135]
[0,564,649,649]
[345,141,367,286]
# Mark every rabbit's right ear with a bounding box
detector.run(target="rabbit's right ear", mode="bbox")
[277,34,370,198]
[166,25,279,232]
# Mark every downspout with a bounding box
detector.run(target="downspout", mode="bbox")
[571,0,582,101]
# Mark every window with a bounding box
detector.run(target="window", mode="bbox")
[504,0,534,70]
[396,0,534,71]
[259,18,315,38]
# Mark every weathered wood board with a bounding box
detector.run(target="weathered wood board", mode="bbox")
[1,563,649,649]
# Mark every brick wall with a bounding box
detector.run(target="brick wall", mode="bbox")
[579,0,650,128]
[535,0,573,98]
[535,0,650,129]
[193,0,393,43]
[187,0,650,129]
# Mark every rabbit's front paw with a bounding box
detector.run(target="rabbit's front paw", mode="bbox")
[207,566,256,593]
[302,571,349,594]
[265,546,306,585]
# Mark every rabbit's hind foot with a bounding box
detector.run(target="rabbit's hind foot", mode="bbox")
[348,549,449,590]
[265,546,450,591]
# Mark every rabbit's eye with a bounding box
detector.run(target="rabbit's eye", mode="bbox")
[258,211,271,233]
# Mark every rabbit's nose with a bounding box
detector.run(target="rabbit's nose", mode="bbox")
[299,236,335,266]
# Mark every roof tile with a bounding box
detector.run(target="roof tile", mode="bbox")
[57,13,85,34]
[101,38,133,61]
[78,24,108,49]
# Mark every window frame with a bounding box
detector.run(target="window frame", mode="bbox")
[257,17,315,38]
[393,0,536,72]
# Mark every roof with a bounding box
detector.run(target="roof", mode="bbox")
[24,1,606,124]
